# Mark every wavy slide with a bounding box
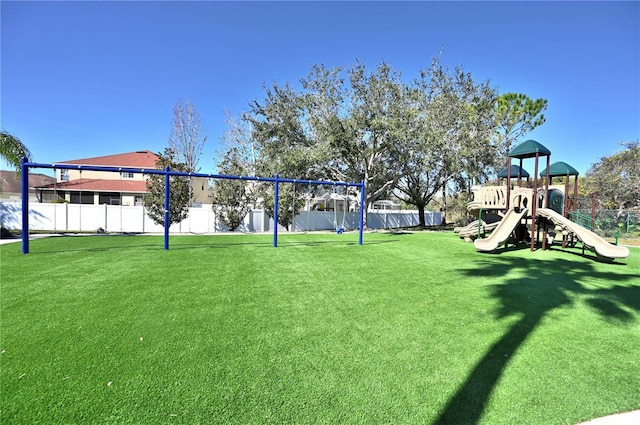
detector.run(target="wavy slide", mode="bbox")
[474,208,528,252]
[537,208,629,259]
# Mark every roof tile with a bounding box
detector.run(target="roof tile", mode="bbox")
[55,150,160,169]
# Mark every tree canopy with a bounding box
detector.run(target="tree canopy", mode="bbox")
[583,141,639,211]
[494,93,548,160]
[212,148,254,231]
[1,130,32,174]
[217,56,548,227]
[394,58,498,225]
[169,99,207,173]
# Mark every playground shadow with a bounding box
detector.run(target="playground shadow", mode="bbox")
[433,255,640,425]
[477,239,631,265]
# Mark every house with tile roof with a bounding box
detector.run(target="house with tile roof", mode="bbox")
[1,170,55,203]
[35,150,210,205]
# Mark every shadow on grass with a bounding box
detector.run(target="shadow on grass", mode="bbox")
[20,233,388,253]
[279,238,398,247]
[479,240,631,265]
[434,255,640,425]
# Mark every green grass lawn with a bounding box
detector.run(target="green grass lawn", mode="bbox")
[1,232,638,424]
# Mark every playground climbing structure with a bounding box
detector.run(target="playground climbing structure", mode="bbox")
[460,140,629,261]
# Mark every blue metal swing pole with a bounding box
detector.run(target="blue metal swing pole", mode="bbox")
[21,157,30,254]
[163,166,170,250]
[273,174,279,248]
[359,180,365,245]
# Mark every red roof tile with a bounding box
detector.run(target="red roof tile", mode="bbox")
[1,170,55,193]
[37,179,149,193]
[55,150,160,169]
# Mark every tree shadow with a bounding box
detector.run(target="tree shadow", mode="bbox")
[0,202,50,231]
[433,255,640,425]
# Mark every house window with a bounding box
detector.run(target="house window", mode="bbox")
[60,169,69,181]
[122,172,134,179]
[99,193,120,205]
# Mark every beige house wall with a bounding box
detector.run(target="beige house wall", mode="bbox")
[58,169,147,182]
[55,170,211,205]
[190,177,211,204]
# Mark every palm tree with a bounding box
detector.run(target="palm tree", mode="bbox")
[1,130,32,174]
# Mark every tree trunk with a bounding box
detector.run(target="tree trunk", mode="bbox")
[417,204,426,227]
[441,186,447,225]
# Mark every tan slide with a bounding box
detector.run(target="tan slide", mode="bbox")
[474,208,528,252]
[457,220,500,241]
[537,208,629,259]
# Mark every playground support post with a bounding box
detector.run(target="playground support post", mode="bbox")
[541,155,551,250]
[21,157,29,254]
[530,153,539,251]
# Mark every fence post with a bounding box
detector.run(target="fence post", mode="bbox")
[627,212,631,239]
[591,194,596,231]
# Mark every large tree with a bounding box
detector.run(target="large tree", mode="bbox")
[168,99,208,205]
[246,82,319,179]
[394,58,498,225]
[169,99,207,172]
[145,148,191,226]
[1,130,32,174]
[583,141,640,211]
[220,109,259,177]
[494,92,548,159]
[245,81,323,228]
[298,61,412,224]
[227,57,542,229]
[345,61,411,213]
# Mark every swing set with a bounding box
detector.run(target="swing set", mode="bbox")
[19,158,366,254]
[333,186,349,234]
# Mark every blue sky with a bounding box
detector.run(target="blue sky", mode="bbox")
[2,1,638,177]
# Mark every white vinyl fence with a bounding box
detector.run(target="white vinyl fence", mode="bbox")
[1,201,443,233]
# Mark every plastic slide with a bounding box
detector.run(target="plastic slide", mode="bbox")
[537,208,630,259]
[456,220,500,241]
[454,220,484,234]
[474,208,528,252]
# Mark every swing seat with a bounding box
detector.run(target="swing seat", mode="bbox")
[336,226,344,234]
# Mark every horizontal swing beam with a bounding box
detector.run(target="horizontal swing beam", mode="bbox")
[24,161,359,187]
[20,159,365,253]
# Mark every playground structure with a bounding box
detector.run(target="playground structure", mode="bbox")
[458,140,629,261]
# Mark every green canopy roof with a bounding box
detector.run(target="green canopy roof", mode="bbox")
[509,139,551,159]
[540,161,579,177]
[498,165,530,178]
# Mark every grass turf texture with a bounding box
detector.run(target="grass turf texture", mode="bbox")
[1,232,638,424]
